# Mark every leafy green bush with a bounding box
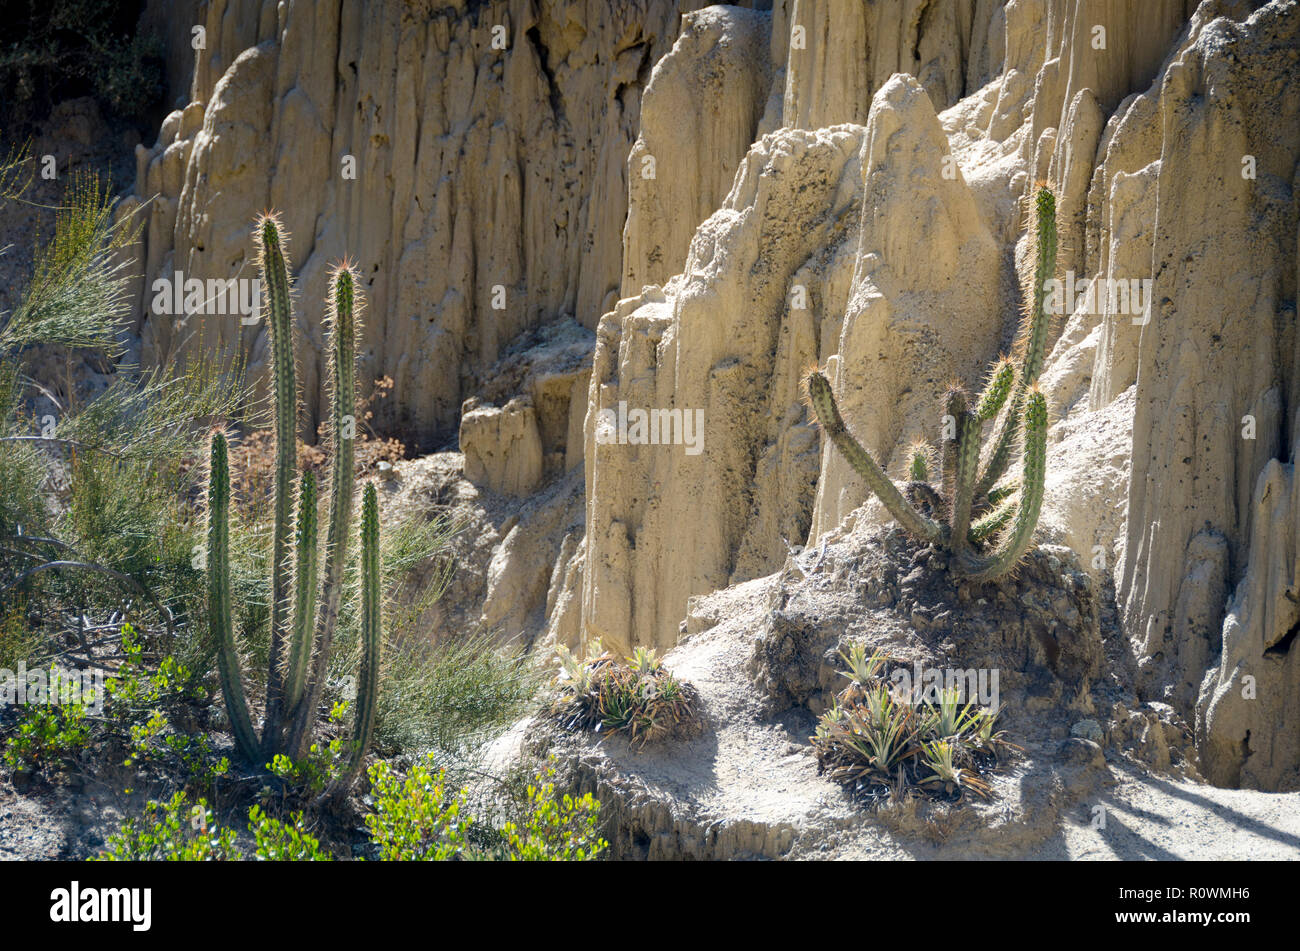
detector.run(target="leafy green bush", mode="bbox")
[91,624,226,791]
[0,0,165,130]
[99,756,607,861]
[364,754,475,860]
[500,763,606,861]
[247,806,331,861]
[2,690,91,774]
[98,793,239,861]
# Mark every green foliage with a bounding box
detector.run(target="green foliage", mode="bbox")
[0,0,165,130]
[366,753,606,861]
[100,794,331,862]
[802,185,1058,582]
[96,755,608,861]
[552,642,701,745]
[1,689,90,773]
[500,764,607,861]
[1,172,138,353]
[265,704,351,797]
[0,166,244,695]
[102,625,230,794]
[248,806,331,861]
[371,630,540,768]
[98,793,238,861]
[365,754,474,861]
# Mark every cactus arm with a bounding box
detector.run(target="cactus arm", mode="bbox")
[975,187,1056,499]
[948,409,982,553]
[804,371,943,544]
[968,492,1017,544]
[257,215,298,750]
[1021,187,1057,386]
[985,481,1019,508]
[974,358,1015,422]
[284,470,318,714]
[339,482,382,788]
[958,388,1048,581]
[974,384,1023,499]
[288,264,359,757]
[939,388,968,515]
[208,432,260,763]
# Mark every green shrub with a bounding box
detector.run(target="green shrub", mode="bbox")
[364,754,474,861]
[97,756,608,861]
[2,690,91,774]
[98,793,239,861]
[365,753,607,861]
[500,764,606,861]
[247,806,331,861]
[0,0,165,130]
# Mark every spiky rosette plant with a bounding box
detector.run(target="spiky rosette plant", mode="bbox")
[803,185,1057,582]
[206,214,380,789]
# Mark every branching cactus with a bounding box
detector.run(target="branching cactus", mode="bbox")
[803,185,1057,582]
[206,214,381,785]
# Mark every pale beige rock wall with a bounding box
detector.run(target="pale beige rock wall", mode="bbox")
[124,0,752,444]
[1113,1,1300,787]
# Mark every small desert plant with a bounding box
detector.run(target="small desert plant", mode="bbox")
[2,688,91,775]
[97,792,239,861]
[803,185,1058,582]
[811,642,1014,802]
[552,642,701,745]
[207,215,380,792]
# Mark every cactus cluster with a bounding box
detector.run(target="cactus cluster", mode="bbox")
[803,185,1058,582]
[206,214,381,789]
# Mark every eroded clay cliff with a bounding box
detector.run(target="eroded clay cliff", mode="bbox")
[123,0,1300,792]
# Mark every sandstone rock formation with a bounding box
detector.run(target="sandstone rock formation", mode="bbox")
[568,0,1300,794]
[118,0,1300,797]
[583,124,866,656]
[621,5,773,295]
[123,0,764,443]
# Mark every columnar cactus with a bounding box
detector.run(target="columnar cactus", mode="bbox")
[803,185,1057,582]
[207,214,381,781]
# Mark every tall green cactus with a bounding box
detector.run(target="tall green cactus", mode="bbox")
[803,185,1058,582]
[205,214,381,785]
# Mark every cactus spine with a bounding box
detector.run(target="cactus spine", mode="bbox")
[260,216,298,751]
[208,431,259,759]
[206,215,381,783]
[286,262,359,758]
[803,185,1058,581]
[342,483,382,786]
